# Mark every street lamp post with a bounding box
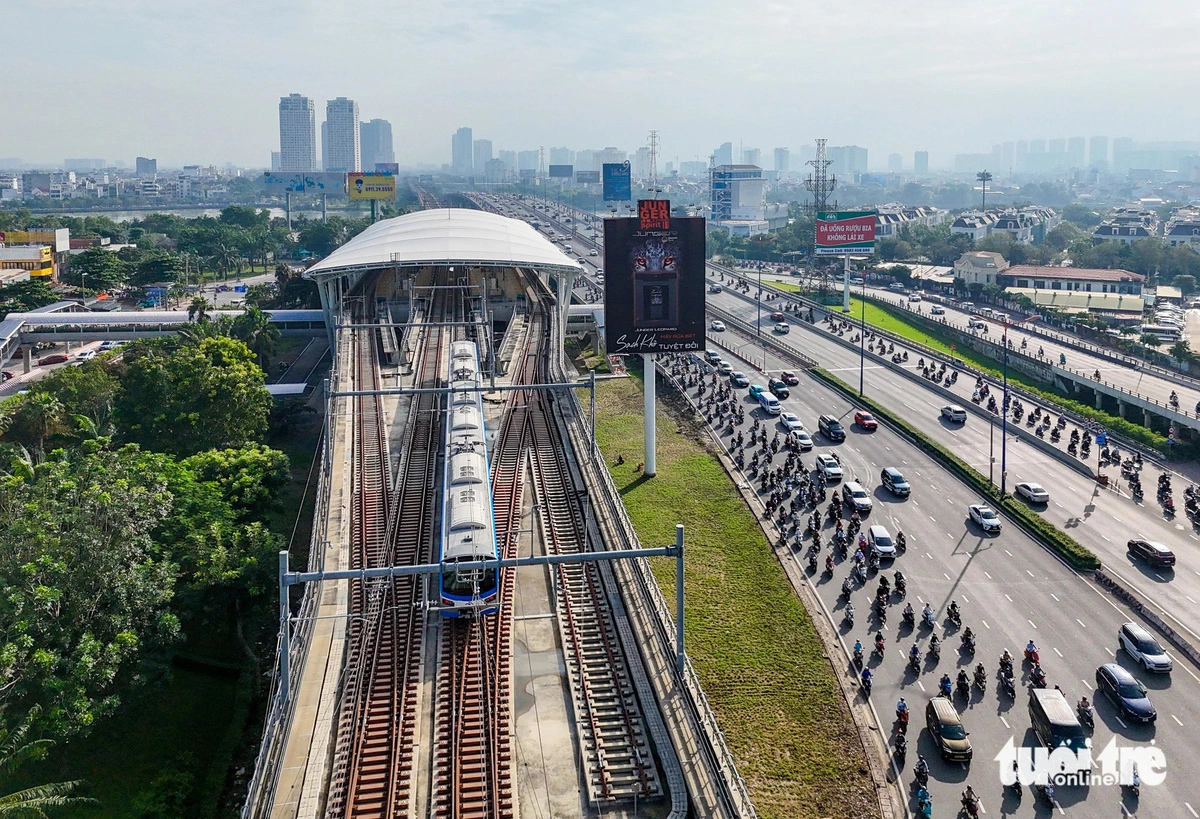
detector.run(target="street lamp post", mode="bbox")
[859,277,867,395]
[1000,330,1010,496]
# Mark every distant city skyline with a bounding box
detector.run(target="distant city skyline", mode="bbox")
[5,2,1200,170]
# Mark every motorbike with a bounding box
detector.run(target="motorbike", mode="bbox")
[902,607,915,627]
[807,552,818,571]
[922,609,937,629]
[897,707,910,731]
[1031,668,1047,689]
[961,633,976,654]
[1079,703,1094,730]
[916,788,933,819]
[844,605,855,626]
[961,790,981,818]
[1024,646,1040,665]
[947,607,962,628]
[914,759,929,787]
[907,652,921,673]
[956,677,970,698]
[939,677,952,697]
[895,577,907,596]
[853,645,863,669]
[896,532,907,553]
[874,635,886,657]
[1000,672,1016,698]
[1035,783,1055,805]
[894,732,907,763]
[974,668,987,692]
[1125,766,1141,798]
[999,655,1014,676]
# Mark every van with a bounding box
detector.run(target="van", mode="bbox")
[758,392,782,415]
[1028,688,1088,770]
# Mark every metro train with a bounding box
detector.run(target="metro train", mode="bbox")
[439,340,499,616]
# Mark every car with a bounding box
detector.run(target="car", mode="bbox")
[930,305,946,315]
[98,340,119,351]
[773,322,790,334]
[1126,538,1175,568]
[969,504,1002,533]
[1015,482,1049,504]
[853,410,877,431]
[705,350,722,364]
[818,414,846,441]
[780,371,799,386]
[1095,663,1156,723]
[887,282,906,292]
[589,249,598,256]
[768,378,790,399]
[748,383,767,398]
[941,405,967,423]
[708,283,723,293]
[36,354,69,366]
[1119,622,1173,673]
[770,311,786,322]
[842,481,873,513]
[881,467,910,497]
[908,293,922,302]
[866,524,895,557]
[729,371,749,388]
[595,274,605,283]
[926,696,973,762]
[779,412,804,431]
[967,318,987,330]
[77,350,97,361]
[710,320,726,332]
[718,361,734,375]
[815,453,843,481]
[793,430,814,450]
[1,370,14,381]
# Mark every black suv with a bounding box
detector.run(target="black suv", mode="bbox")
[818,414,846,441]
[768,378,790,399]
[1127,538,1175,568]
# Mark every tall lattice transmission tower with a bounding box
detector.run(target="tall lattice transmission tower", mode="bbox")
[803,138,837,217]
[648,130,660,193]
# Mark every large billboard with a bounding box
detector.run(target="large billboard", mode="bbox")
[548,164,573,179]
[576,170,600,184]
[816,210,877,255]
[602,161,631,201]
[262,172,346,194]
[347,173,396,200]
[603,200,706,355]
[0,228,69,252]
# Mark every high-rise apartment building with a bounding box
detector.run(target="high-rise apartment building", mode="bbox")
[517,150,539,172]
[714,142,733,167]
[742,147,761,166]
[498,150,517,173]
[360,119,394,171]
[887,153,903,173]
[548,147,574,166]
[278,93,317,173]
[1089,136,1109,169]
[451,127,474,175]
[829,145,868,178]
[325,97,360,172]
[321,121,328,171]
[473,139,493,177]
[135,156,157,177]
[1067,137,1085,168]
[271,152,281,172]
[914,151,929,176]
[773,147,790,173]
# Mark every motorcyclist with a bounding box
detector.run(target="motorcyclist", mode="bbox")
[846,603,855,621]
[962,626,975,647]
[903,601,914,620]
[842,577,853,595]
[874,631,886,652]
[853,639,863,658]
[957,669,969,690]
[948,600,960,621]
[1026,639,1038,658]
[939,673,952,693]
[909,643,921,663]
[894,570,905,588]
[930,634,941,654]
[897,696,909,716]
[1000,649,1014,670]
[861,667,873,688]
[974,662,987,681]
[1079,695,1091,712]
[1032,663,1046,683]
[922,602,935,623]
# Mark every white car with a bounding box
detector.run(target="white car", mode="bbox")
[78,350,98,361]
[589,249,598,256]
[779,412,804,431]
[793,430,814,450]
[717,362,733,375]
[930,305,946,315]
[969,504,1002,533]
[908,293,922,302]
[941,405,967,423]
[1015,482,1049,503]
[815,453,843,482]
[710,320,726,332]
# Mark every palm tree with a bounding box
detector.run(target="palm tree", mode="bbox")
[18,393,62,453]
[0,707,97,816]
[976,170,993,210]
[232,306,281,368]
[188,295,212,323]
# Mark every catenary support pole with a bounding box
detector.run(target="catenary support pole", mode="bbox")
[675,524,685,674]
[643,353,657,476]
[278,550,290,702]
[842,253,851,312]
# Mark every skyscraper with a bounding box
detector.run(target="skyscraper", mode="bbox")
[714,142,733,166]
[913,151,929,176]
[135,156,157,177]
[742,147,761,166]
[1067,137,1086,168]
[452,128,474,175]
[1089,136,1109,169]
[473,139,493,177]
[773,147,790,173]
[887,153,903,173]
[278,93,317,173]
[548,146,574,166]
[325,97,360,172]
[360,119,394,171]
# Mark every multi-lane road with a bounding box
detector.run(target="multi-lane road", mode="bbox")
[484,192,1200,816]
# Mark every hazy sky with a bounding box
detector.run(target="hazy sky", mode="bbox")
[6,1,1200,169]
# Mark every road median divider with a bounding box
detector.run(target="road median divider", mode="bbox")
[810,366,1100,571]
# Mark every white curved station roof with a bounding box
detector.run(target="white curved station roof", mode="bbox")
[305,208,583,279]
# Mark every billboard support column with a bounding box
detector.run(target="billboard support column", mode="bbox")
[322,194,327,224]
[842,254,851,312]
[643,353,657,477]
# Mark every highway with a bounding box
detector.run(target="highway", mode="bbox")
[681,337,1200,817]
[709,284,1200,644]
[486,191,1200,817]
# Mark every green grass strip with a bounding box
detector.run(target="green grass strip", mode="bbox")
[810,367,1099,571]
[591,373,881,819]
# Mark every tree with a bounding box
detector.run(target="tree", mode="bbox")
[0,707,96,815]
[1172,274,1196,296]
[63,247,128,291]
[0,281,59,314]
[182,444,290,519]
[1170,340,1193,365]
[113,337,270,457]
[976,170,993,210]
[231,307,281,368]
[187,296,211,323]
[6,393,62,453]
[297,221,340,257]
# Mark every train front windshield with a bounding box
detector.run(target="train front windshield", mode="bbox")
[442,564,498,598]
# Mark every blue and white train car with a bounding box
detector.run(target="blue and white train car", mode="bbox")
[439,340,498,616]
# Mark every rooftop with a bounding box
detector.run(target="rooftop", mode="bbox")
[1005,265,1145,283]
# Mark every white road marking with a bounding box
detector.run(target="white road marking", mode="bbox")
[962,595,969,604]
[1188,596,1197,605]
[917,680,926,692]
[913,500,920,507]
[1004,594,1013,602]
[1106,647,1115,657]
[1026,570,1035,578]
[1115,716,1127,729]
[925,552,933,560]
[1029,619,1038,629]
[981,620,990,629]
[1102,535,1111,542]
[1113,515,1122,522]
[944,573,952,581]
[1050,594,1060,602]
[1053,647,1062,657]
[1185,802,1198,818]
[1076,619,1087,629]
[930,516,936,522]
[1005,549,1014,557]
[984,571,993,580]
[1173,714,1183,726]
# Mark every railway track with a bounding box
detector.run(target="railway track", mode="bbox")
[325,288,445,819]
